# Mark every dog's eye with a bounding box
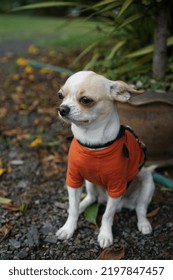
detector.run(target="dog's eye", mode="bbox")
[58,91,64,100]
[79,96,93,105]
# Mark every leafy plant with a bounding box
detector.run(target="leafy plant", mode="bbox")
[13,0,173,83]
[78,0,173,80]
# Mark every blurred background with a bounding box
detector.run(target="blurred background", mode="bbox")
[1,0,173,87]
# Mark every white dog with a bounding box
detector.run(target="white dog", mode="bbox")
[56,71,155,249]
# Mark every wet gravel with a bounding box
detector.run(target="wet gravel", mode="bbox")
[0,141,173,260]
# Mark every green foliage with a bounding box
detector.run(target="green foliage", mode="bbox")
[11,0,173,83]
[74,0,173,82]
[129,74,172,92]
[12,1,86,12]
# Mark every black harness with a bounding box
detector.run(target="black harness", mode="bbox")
[77,125,125,149]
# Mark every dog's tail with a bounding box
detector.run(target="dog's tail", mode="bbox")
[146,165,158,173]
[146,158,173,172]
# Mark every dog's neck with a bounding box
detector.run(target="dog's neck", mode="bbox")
[71,110,120,147]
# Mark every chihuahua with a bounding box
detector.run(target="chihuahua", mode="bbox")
[56,71,155,248]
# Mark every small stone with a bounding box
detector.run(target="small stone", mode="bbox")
[166,222,173,228]
[9,238,21,249]
[40,224,56,235]
[26,226,39,248]
[16,180,28,189]
[13,256,20,260]
[10,160,24,165]
[44,236,58,244]
[18,249,28,259]
[35,199,40,205]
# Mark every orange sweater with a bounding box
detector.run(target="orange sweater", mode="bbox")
[66,128,145,198]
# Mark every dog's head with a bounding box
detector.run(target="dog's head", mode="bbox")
[58,71,143,126]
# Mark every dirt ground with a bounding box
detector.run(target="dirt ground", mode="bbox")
[0,41,173,260]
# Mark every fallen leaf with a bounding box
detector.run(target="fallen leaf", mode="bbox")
[30,137,43,148]
[147,207,160,218]
[0,196,20,212]
[16,57,28,66]
[42,153,63,163]
[42,161,63,178]
[0,224,12,242]
[40,68,53,74]
[15,85,24,93]
[24,66,33,74]
[39,151,64,178]
[0,168,6,176]
[0,203,20,212]
[84,202,100,225]
[3,127,28,137]
[54,202,68,210]
[0,107,7,118]
[97,245,125,260]
[11,73,20,80]
[0,196,12,204]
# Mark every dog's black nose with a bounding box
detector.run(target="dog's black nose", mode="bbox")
[58,105,70,116]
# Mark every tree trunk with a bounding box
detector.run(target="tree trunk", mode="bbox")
[152,2,168,79]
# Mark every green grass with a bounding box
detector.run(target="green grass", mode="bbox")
[0,14,104,49]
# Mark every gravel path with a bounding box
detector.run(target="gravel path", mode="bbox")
[0,40,173,260]
[0,152,172,260]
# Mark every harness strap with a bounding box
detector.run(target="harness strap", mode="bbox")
[123,125,147,170]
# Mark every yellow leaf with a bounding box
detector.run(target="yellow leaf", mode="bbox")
[0,197,11,204]
[28,45,39,55]
[24,66,33,74]
[30,137,43,148]
[0,169,5,176]
[15,85,24,93]
[16,57,28,66]
[40,68,53,74]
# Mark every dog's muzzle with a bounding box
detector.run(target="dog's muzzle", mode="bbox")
[58,105,70,117]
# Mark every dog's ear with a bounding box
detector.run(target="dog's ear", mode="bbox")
[109,81,144,103]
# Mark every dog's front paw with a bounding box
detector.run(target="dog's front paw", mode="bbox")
[56,226,75,240]
[98,231,113,248]
[138,220,152,235]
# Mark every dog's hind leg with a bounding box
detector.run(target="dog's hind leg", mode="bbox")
[56,186,83,240]
[135,168,155,234]
[79,180,97,214]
